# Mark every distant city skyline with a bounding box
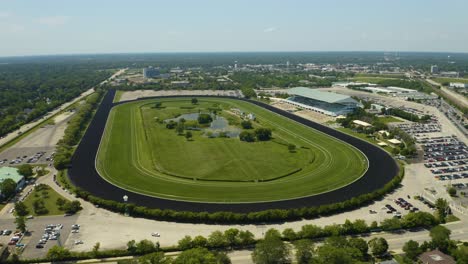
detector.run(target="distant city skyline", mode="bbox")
[1,0,468,57]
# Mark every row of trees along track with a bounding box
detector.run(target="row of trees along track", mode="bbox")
[66,89,400,223]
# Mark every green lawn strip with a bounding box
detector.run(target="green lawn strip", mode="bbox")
[377,116,403,124]
[0,92,96,153]
[433,77,468,84]
[351,76,404,83]
[113,90,124,103]
[96,98,367,203]
[22,184,70,216]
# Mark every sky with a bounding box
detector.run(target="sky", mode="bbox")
[1,0,468,57]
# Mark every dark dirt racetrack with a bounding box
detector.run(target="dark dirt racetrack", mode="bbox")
[68,90,399,213]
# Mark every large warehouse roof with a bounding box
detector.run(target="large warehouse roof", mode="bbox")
[288,87,357,104]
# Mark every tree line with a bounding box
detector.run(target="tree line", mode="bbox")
[0,63,111,137]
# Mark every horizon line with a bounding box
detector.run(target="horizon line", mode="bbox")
[1,50,468,60]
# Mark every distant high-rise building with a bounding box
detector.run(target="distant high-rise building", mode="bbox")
[430,65,439,74]
[234,61,238,70]
[143,67,160,78]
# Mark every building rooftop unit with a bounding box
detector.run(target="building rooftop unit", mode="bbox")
[0,167,23,185]
[288,87,357,105]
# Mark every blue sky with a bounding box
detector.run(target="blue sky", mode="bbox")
[1,0,467,56]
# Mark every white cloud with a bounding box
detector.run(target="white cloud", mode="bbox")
[263,27,277,33]
[37,16,70,26]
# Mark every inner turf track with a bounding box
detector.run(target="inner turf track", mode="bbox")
[68,90,399,213]
[96,98,367,203]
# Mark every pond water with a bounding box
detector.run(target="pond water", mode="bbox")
[165,112,240,138]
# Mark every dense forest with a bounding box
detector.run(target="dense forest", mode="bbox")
[0,64,112,136]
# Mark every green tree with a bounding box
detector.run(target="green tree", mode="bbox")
[241,120,253,129]
[15,216,26,232]
[252,229,290,264]
[192,235,208,248]
[254,128,272,141]
[174,248,219,264]
[238,230,255,245]
[315,244,355,264]
[47,245,71,260]
[136,239,156,254]
[368,237,388,257]
[197,113,213,124]
[447,187,457,197]
[402,240,421,260]
[208,230,227,248]
[0,178,16,199]
[224,228,240,247]
[138,251,171,264]
[63,200,82,214]
[92,242,100,257]
[178,235,193,250]
[14,201,29,217]
[17,164,34,179]
[288,144,296,153]
[176,122,185,135]
[239,131,256,142]
[430,225,451,252]
[294,239,314,264]
[435,198,450,222]
[127,240,137,253]
[282,228,297,241]
[185,131,193,140]
[154,102,162,108]
[453,245,468,264]
[380,217,402,231]
[191,98,198,105]
[348,237,368,256]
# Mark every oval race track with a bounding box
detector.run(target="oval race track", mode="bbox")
[68,90,399,213]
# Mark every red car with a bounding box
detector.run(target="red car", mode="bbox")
[8,240,17,245]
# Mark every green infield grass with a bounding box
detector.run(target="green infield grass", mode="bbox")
[96,98,368,203]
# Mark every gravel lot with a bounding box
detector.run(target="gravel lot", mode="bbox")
[118,89,243,102]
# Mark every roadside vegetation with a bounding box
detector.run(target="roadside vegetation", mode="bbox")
[22,184,81,216]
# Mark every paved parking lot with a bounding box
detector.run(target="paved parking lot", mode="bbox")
[0,215,79,260]
[0,111,74,167]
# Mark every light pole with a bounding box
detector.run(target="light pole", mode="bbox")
[123,195,129,216]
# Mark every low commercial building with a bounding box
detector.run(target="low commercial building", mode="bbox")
[171,81,190,87]
[0,167,25,196]
[388,138,402,145]
[352,120,372,127]
[449,82,468,88]
[143,67,160,78]
[285,87,359,116]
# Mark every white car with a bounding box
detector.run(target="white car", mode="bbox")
[71,229,79,233]
[74,240,83,245]
[151,232,160,237]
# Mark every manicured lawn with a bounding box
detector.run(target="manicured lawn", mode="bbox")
[351,76,404,83]
[96,98,368,203]
[113,90,125,103]
[377,116,403,124]
[22,184,70,216]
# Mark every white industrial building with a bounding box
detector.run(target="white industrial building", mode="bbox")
[284,87,359,116]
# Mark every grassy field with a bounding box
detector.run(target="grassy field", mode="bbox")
[113,90,125,103]
[96,98,368,203]
[377,116,403,124]
[433,77,468,84]
[22,184,70,216]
